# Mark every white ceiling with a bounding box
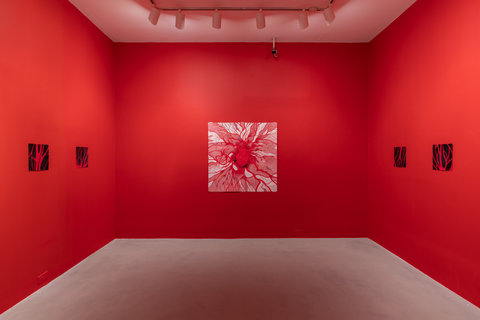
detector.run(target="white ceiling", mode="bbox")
[69,0,417,43]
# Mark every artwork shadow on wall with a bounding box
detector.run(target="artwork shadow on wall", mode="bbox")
[208,122,277,192]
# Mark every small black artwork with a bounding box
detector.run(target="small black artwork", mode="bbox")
[28,144,49,171]
[433,144,453,171]
[76,147,88,168]
[394,146,406,168]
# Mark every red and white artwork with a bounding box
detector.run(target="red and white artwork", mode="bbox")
[208,122,277,192]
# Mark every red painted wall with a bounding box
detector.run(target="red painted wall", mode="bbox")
[115,43,368,238]
[0,0,115,313]
[368,0,480,307]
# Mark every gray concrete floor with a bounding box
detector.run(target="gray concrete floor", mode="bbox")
[1,238,479,320]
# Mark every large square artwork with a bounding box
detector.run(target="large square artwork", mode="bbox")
[208,122,277,192]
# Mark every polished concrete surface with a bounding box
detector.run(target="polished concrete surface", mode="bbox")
[1,238,479,320]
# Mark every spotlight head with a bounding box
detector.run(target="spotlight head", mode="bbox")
[148,6,160,26]
[323,6,335,25]
[256,9,265,29]
[176,10,185,30]
[212,10,222,29]
[298,9,308,29]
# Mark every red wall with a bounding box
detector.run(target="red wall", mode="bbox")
[115,43,368,238]
[368,0,480,307]
[0,0,116,313]
[9,0,480,312]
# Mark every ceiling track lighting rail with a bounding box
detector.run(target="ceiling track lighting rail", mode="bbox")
[149,6,334,12]
[149,0,335,29]
[150,0,334,12]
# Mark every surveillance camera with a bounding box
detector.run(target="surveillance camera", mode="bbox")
[272,37,279,58]
[272,48,278,58]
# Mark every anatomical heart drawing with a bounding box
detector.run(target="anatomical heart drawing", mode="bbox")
[208,122,277,192]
